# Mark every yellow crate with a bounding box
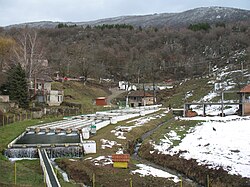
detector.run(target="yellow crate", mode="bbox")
[113,162,128,168]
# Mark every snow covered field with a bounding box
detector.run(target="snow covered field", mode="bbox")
[152,115,250,178]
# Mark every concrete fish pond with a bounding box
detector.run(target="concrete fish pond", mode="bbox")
[5,105,161,159]
[5,131,84,158]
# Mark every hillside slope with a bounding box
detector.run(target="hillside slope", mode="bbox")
[5,6,250,29]
[52,81,111,112]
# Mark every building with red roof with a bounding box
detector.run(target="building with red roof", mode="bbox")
[238,84,250,116]
[128,91,155,107]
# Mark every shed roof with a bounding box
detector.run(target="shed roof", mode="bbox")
[239,84,250,93]
[112,154,130,162]
[128,91,153,97]
[96,97,106,100]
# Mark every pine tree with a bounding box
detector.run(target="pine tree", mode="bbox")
[6,63,29,108]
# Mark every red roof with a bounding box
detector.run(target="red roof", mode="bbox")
[240,85,250,93]
[112,154,130,162]
[128,91,153,97]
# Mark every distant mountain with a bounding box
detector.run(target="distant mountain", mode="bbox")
[5,6,250,29]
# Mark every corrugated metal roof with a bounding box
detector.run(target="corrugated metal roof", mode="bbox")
[112,154,130,162]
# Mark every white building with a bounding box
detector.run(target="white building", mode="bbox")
[118,81,137,91]
[46,90,64,106]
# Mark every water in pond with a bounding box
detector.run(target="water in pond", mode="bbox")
[46,147,83,158]
[5,148,38,158]
[15,133,80,144]
[5,146,84,158]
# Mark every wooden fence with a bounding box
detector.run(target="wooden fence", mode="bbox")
[0,108,81,127]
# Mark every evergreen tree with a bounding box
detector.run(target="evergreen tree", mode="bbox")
[6,63,29,108]
[188,23,211,31]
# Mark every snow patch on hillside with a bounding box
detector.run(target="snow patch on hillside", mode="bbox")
[131,164,180,183]
[152,116,250,178]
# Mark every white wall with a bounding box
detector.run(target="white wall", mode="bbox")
[82,141,96,154]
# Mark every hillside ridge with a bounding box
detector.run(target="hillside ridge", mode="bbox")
[5,6,250,29]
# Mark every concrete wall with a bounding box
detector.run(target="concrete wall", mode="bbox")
[0,95,9,102]
[0,103,10,113]
[47,90,64,106]
[82,141,96,154]
[128,96,154,107]
[244,103,250,115]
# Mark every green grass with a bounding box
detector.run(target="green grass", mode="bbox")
[86,110,173,157]
[210,91,240,103]
[51,81,116,115]
[55,110,181,187]
[144,119,203,147]
[52,81,109,109]
[0,119,45,186]
[0,117,80,186]
[161,78,212,108]
[0,81,112,186]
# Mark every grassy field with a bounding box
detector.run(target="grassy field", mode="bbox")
[55,110,195,187]
[0,78,216,186]
[89,110,173,156]
[143,119,203,146]
[52,81,111,113]
[160,78,212,108]
[0,81,113,186]
[0,118,80,186]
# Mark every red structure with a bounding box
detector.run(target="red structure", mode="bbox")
[95,97,107,106]
[112,154,130,168]
[238,84,250,116]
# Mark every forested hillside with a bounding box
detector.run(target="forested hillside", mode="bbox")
[0,20,249,83]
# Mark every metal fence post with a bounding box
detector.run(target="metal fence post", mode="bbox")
[207,175,210,187]
[130,178,133,187]
[93,173,95,187]
[14,162,17,185]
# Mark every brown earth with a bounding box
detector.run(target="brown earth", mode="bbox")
[56,158,188,187]
[139,143,250,187]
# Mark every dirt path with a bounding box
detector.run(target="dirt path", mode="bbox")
[106,87,126,106]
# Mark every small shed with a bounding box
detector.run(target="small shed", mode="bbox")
[238,84,250,116]
[111,154,130,168]
[96,97,107,106]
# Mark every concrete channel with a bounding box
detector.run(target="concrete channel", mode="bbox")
[38,149,61,187]
[5,105,163,186]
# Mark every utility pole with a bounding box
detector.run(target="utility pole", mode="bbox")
[208,62,212,76]
[137,68,140,84]
[221,90,224,117]
[152,65,156,105]
[241,61,244,83]
[143,77,146,106]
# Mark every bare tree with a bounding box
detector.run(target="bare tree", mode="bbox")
[13,27,45,78]
[0,36,16,72]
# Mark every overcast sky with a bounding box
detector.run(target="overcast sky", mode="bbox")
[0,0,249,26]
